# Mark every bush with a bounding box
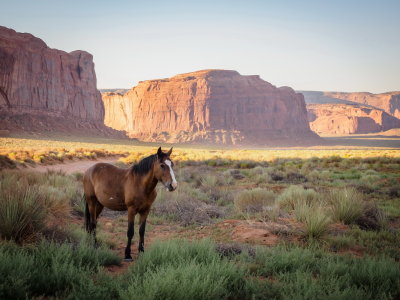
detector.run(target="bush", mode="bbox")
[153,187,225,226]
[329,188,364,224]
[234,188,276,214]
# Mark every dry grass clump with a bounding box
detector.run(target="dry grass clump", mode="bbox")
[277,185,319,211]
[0,184,46,243]
[329,188,364,224]
[301,207,331,240]
[0,170,81,243]
[234,188,276,214]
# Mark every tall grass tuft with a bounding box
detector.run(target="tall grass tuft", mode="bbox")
[329,188,364,224]
[302,207,331,240]
[277,185,319,210]
[0,185,46,243]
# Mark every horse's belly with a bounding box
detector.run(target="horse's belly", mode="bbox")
[101,196,127,211]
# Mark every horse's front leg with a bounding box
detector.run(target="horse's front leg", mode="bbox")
[138,210,150,252]
[124,206,136,261]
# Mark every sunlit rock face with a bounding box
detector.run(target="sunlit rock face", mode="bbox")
[102,69,320,145]
[0,26,123,137]
[307,103,400,135]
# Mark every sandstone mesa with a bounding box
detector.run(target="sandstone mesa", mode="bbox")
[102,70,320,145]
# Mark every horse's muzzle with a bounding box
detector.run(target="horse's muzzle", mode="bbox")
[166,183,177,192]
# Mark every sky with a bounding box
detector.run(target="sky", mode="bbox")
[2,0,399,93]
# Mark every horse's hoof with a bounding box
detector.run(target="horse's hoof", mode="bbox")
[124,257,133,262]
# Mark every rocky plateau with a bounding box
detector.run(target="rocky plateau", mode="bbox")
[102,70,320,145]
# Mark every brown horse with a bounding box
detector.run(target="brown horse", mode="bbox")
[83,147,177,261]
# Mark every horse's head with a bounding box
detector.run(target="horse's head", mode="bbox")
[154,147,177,192]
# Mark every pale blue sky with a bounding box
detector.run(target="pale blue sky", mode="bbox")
[2,0,399,92]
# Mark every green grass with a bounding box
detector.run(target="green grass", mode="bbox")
[251,245,400,300]
[120,239,258,300]
[0,240,120,299]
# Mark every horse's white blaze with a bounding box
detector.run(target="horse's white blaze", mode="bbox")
[165,160,177,188]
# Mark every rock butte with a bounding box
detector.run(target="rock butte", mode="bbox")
[0,26,123,137]
[307,103,400,135]
[102,70,321,145]
[325,92,400,119]
[302,91,400,135]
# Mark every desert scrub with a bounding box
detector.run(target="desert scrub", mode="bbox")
[277,185,319,211]
[329,188,364,224]
[0,240,120,299]
[234,188,276,214]
[0,185,46,243]
[301,207,331,240]
[153,185,224,226]
[120,239,258,300]
[0,170,81,242]
[251,245,400,299]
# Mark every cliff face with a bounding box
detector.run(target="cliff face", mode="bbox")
[325,92,400,119]
[307,104,400,135]
[0,26,122,136]
[103,70,320,145]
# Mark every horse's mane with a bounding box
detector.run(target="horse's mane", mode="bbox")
[131,154,158,175]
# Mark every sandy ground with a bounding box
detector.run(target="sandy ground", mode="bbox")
[28,157,120,174]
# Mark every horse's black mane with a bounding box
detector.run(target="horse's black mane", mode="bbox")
[131,154,157,175]
[131,152,168,175]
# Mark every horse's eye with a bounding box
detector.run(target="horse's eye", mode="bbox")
[160,164,165,169]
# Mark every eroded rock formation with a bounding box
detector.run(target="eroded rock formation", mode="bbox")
[0,26,123,137]
[325,92,400,119]
[103,70,320,145]
[307,103,400,135]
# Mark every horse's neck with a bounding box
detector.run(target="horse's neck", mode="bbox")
[139,168,158,195]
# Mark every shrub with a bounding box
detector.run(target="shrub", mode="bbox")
[329,188,364,224]
[234,188,276,214]
[153,187,224,226]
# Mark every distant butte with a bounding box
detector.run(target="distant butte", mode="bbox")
[302,91,400,135]
[102,70,321,145]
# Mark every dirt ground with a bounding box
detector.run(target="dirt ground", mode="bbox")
[28,157,120,174]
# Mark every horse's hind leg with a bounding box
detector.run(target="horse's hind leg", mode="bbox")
[87,196,103,238]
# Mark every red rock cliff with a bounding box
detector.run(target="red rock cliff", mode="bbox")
[103,70,320,145]
[0,26,122,136]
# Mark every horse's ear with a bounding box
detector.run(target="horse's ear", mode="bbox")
[157,147,163,158]
[167,147,173,156]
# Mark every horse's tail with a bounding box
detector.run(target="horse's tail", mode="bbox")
[84,194,90,232]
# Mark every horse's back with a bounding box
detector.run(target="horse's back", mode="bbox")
[83,162,128,210]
